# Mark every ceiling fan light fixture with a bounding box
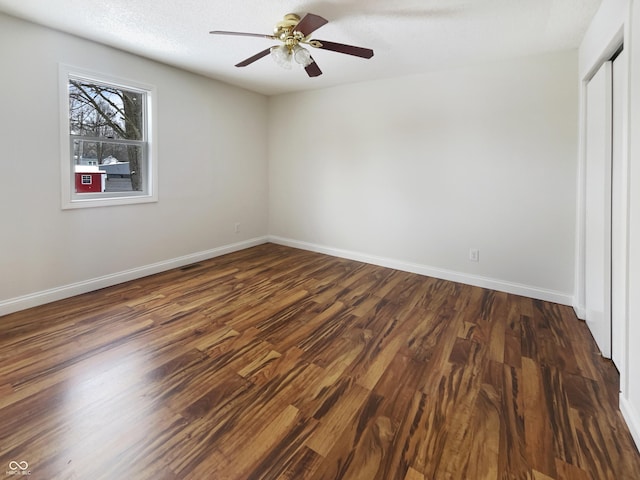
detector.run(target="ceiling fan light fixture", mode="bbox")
[292,44,313,67]
[270,45,292,69]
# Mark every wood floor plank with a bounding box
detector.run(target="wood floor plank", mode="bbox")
[1,243,639,479]
[554,458,591,480]
[308,393,388,480]
[372,353,427,480]
[305,382,371,457]
[271,445,324,480]
[453,381,501,480]
[214,403,301,478]
[522,356,559,478]
[532,470,555,480]
[403,467,425,480]
[484,360,530,479]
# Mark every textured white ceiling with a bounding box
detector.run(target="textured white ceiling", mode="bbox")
[0,0,602,95]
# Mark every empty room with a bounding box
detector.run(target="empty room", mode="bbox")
[1,0,640,478]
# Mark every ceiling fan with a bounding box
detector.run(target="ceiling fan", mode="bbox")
[210,13,374,77]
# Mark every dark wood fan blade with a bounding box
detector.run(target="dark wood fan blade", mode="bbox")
[294,14,328,36]
[311,40,374,59]
[210,30,276,40]
[235,47,273,67]
[304,59,322,77]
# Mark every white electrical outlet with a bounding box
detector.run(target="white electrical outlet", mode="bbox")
[469,248,479,262]
[234,223,240,233]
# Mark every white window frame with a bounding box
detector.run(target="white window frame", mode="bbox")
[59,65,158,209]
[81,175,92,185]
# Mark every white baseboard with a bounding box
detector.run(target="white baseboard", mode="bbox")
[3,235,574,318]
[0,236,269,317]
[620,395,640,452]
[268,235,574,306]
[573,304,587,320]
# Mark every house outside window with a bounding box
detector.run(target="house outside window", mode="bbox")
[60,66,157,209]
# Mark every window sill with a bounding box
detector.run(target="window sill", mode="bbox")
[62,192,158,210]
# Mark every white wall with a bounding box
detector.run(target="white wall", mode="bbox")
[269,51,578,303]
[0,13,269,314]
[577,0,639,448]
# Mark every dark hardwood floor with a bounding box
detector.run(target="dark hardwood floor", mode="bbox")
[1,243,639,479]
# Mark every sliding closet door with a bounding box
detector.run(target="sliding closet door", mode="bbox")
[585,60,612,359]
[611,48,627,371]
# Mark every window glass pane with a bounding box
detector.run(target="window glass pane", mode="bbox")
[69,79,144,140]
[72,139,144,193]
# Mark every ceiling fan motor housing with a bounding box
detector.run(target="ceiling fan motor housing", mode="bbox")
[274,13,305,49]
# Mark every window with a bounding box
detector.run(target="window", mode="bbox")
[60,66,157,208]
